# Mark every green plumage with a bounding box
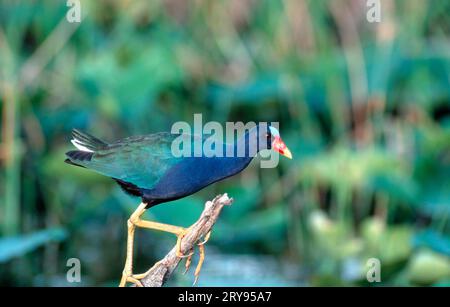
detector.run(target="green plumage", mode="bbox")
[68,131,185,190]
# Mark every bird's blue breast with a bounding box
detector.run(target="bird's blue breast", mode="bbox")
[145,156,252,201]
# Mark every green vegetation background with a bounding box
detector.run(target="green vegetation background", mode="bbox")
[0,0,449,286]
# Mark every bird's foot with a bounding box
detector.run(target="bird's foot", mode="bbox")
[182,231,212,285]
[175,227,195,258]
[119,261,164,287]
[119,269,145,287]
[120,275,141,287]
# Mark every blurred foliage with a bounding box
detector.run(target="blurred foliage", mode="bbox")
[0,0,449,286]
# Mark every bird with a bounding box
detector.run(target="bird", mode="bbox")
[65,124,292,286]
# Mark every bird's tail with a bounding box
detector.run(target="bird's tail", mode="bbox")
[65,130,108,166]
[70,129,108,152]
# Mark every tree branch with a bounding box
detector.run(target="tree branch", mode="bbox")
[137,193,233,287]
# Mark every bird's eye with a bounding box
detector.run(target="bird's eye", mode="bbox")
[265,133,271,138]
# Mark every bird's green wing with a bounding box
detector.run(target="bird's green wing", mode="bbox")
[76,133,188,189]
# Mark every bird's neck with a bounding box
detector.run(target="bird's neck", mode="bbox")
[222,130,257,159]
[184,131,258,187]
[216,131,256,176]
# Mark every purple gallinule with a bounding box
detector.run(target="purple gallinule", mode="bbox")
[65,124,292,286]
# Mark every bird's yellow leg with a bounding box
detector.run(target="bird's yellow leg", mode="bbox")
[119,203,146,287]
[119,202,192,287]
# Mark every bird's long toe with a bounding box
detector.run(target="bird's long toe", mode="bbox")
[175,227,194,258]
[176,229,211,285]
[193,243,206,286]
[183,251,194,274]
[120,270,144,287]
[198,231,211,246]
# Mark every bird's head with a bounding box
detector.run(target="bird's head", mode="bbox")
[255,125,292,159]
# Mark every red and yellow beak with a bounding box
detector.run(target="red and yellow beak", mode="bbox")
[272,136,292,159]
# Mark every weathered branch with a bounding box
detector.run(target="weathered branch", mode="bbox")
[137,193,233,287]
